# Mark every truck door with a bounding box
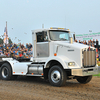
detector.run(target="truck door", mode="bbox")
[36,31,49,57]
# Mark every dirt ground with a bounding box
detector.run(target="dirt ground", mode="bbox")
[0,76,100,100]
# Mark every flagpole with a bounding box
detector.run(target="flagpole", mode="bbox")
[6,21,7,45]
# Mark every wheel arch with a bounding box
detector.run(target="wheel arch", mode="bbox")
[43,59,65,80]
[44,56,69,69]
[0,61,18,80]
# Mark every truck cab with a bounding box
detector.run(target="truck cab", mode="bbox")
[32,28,70,61]
[0,27,100,87]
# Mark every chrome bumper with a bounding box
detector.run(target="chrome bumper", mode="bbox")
[72,66,100,76]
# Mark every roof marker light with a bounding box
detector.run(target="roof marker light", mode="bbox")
[50,27,66,30]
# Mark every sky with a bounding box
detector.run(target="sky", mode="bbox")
[0,0,100,44]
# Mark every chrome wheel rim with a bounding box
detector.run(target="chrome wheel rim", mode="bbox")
[2,67,8,78]
[51,70,61,83]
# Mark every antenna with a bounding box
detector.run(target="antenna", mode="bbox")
[65,15,66,28]
[42,24,44,28]
[6,21,7,45]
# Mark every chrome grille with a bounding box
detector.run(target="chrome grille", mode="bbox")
[83,49,96,68]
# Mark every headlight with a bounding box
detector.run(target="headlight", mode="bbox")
[68,62,75,66]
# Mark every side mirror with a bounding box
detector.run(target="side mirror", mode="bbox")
[42,31,46,38]
[73,34,76,41]
[42,31,48,42]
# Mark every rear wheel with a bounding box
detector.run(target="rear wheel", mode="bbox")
[0,63,17,80]
[48,65,67,87]
[76,75,92,84]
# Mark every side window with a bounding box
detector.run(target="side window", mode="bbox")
[36,32,43,42]
[36,31,48,42]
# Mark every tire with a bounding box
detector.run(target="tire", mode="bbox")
[48,65,67,87]
[76,75,92,84]
[0,63,14,80]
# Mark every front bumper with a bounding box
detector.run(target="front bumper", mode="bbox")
[72,66,100,76]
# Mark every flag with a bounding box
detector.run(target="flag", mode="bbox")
[4,27,9,44]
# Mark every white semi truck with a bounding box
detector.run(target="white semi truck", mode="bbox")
[0,27,100,87]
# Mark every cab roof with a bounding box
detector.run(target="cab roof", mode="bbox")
[32,27,70,33]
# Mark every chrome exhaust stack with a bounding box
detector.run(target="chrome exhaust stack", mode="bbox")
[69,37,73,44]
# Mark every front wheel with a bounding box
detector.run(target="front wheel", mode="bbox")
[76,75,92,84]
[48,65,67,87]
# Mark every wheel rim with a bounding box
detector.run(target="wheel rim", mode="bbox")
[51,70,61,83]
[2,67,8,78]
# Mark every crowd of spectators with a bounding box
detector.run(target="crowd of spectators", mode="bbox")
[75,39,99,48]
[0,43,33,59]
[75,39,100,65]
[75,39,100,53]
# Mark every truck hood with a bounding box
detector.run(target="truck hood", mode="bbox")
[54,41,89,49]
[53,41,94,68]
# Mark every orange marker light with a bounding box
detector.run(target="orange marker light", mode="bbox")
[32,73,34,75]
[21,72,23,74]
[13,72,15,74]
[54,53,57,56]
[41,73,43,76]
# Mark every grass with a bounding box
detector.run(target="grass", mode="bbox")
[93,73,100,77]
[94,61,100,77]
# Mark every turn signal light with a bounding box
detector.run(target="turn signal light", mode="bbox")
[54,53,57,56]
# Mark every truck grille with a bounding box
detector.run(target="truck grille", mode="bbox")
[83,49,96,68]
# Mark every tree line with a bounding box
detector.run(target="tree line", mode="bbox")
[0,38,12,44]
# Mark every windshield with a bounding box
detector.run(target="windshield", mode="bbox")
[49,30,69,41]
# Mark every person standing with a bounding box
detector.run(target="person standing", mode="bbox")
[96,39,99,51]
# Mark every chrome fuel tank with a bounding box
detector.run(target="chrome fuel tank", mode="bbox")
[28,64,43,74]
